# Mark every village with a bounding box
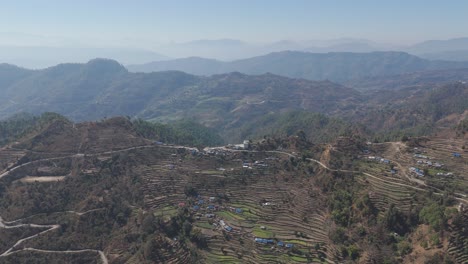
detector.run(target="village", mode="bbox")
[176,193,297,250]
[361,144,462,181]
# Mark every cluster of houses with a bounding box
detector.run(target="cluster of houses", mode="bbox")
[181,195,244,233]
[226,140,250,150]
[367,156,391,164]
[177,192,300,251]
[409,167,425,177]
[254,238,293,248]
[202,147,231,156]
[242,160,269,169]
[436,172,454,177]
[219,219,233,232]
[416,159,443,168]
[414,154,429,159]
[410,149,459,178]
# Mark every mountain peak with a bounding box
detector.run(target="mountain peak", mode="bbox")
[85,58,127,74]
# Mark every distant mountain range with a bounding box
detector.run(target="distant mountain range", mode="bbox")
[346,68,468,91]
[1,58,467,143]
[0,46,170,69]
[127,51,468,83]
[3,37,468,68]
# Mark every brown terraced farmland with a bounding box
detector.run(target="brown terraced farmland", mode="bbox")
[0,118,466,264]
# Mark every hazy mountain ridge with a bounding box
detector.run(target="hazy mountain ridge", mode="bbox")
[1,59,467,143]
[346,68,468,91]
[127,51,468,83]
[0,60,361,142]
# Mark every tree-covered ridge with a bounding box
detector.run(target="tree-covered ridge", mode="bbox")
[0,59,467,144]
[132,119,224,147]
[0,112,69,146]
[233,110,364,143]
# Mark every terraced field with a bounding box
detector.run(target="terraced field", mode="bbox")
[131,147,335,263]
[447,209,468,264]
[0,121,466,264]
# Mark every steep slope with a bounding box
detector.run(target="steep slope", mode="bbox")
[138,72,361,142]
[348,82,468,141]
[0,60,199,120]
[0,64,34,89]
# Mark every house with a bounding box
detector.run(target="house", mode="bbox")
[193,205,200,211]
[260,226,266,230]
[205,213,215,218]
[198,200,204,204]
[178,202,185,207]
[235,208,243,214]
[243,140,250,149]
[453,152,462,158]
[458,203,465,212]
[224,226,233,232]
[285,243,294,248]
[209,197,216,202]
[207,205,215,210]
[277,241,285,247]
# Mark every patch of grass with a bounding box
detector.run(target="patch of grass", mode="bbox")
[284,239,309,246]
[153,205,178,218]
[217,211,245,221]
[252,226,274,238]
[290,255,308,262]
[195,221,213,229]
[200,170,223,175]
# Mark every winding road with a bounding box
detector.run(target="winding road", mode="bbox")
[0,210,108,263]
[0,141,466,263]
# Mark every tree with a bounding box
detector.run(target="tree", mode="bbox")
[419,202,445,231]
[142,214,156,234]
[144,237,161,262]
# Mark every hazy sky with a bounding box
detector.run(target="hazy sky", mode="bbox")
[1,0,468,48]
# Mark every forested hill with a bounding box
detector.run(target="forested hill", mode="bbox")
[127,51,468,83]
[1,59,467,143]
[0,59,361,142]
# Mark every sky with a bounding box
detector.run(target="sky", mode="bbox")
[1,0,468,49]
